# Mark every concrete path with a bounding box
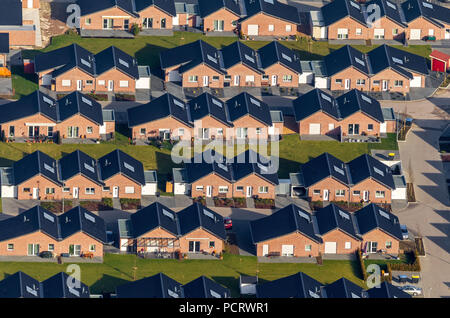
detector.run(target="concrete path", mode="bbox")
[23,8,42,48]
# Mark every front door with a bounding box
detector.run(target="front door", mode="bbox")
[143,18,153,29]
[77,80,82,91]
[345,79,350,89]
[161,18,166,29]
[32,188,39,199]
[206,186,212,198]
[246,186,252,198]
[323,189,329,201]
[124,19,129,30]
[203,76,209,87]
[113,186,119,198]
[27,0,33,8]
[446,29,450,40]
[69,244,81,256]
[382,80,388,91]
[188,241,200,253]
[363,191,369,202]
[234,75,240,86]
[27,244,39,256]
[108,80,114,92]
[271,75,277,86]
[73,187,79,199]
[368,242,378,253]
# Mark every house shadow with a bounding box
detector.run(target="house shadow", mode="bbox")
[134,43,171,76]
[211,276,239,297]
[428,210,450,255]
[89,274,130,295]
[0,156,16,167]
[278,157,302,179]
[155,151,181,191]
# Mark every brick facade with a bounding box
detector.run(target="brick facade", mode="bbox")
[202,9,239,32]
[360,229,400,254]
[17,175,62,200]
[131,116,193,141]
[241,13,298,37]
[319,230,360,254]
[101,174,142,199]
[255,232,321,257]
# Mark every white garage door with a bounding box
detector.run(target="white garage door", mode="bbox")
[168,70,182,82]
[410,29,421,40]
[410,76,422,87]
[309,123,321,135]
[281,245,294,256]
[42,74,52,86]
[136,77,150,89]
[324,242,337,254]
[247,25,258,36]
[380,122,387,133]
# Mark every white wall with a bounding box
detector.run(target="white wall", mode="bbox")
[315,77,329,89]
[174,182,189,195]
[141,183,157,195]
[1,185,16,198]
[392,187,406,200]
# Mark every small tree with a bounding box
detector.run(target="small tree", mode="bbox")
[130,23,140,36]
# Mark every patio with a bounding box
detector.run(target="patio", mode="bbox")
[80,29,134,38]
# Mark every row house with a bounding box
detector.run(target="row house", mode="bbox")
[160,40,302,88]
[0,149,154,201]
[249,202,403,258]
[0,0,39,48]
[0,90,115,141]
[198,0,241,34]
[0,271,90,298]
[173,150,279,199]
[293,88,395,138]
[174,0,201,29]
[312,0,450,41]
[324,44,428,93]
[34,44,145,94]
[256,273,410,298]
[0,205,107,258]
[127,92,277,141]
[116,273,230,298]
[118,202,227,256]
[291,152,398,204]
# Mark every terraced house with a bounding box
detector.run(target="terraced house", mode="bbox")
[0,90,115,141]
[198,0,241,34]
[34,44,146,93]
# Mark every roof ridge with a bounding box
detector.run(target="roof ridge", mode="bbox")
[155,202,162,227]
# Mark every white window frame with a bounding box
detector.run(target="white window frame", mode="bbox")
[178,128,185,136]
[394,80,403,87]
[268,24,274,32]
[258,186,268,193]
[282,75,293,82]
[218,186,228,193]
[62,187,70,193]
[98,80,106,86]
[48,244,55,251]
[119,80,129,88]
[313,189,321,195]
[89,244,96,252]
[236,186,244,192]
[356,28,362,35]
[62,80,71,87]
[344,242,351,249]
[86,126,93,134]
[375,191,385,198]
[305,244,312,252]
[140,128,146,135]
[335,189,345,197]
[7,244,14,251]
[188,75,198,82]
[286,25,292,32]
[125,186,135,194]
[195,185,204,191]
[85,187,95,195]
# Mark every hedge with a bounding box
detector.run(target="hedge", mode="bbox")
[390,250,421,272]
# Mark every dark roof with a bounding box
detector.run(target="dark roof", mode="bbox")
[183,276,231,298]
[293,89,339,121]
[300,152,350,188]
[12,151,61,186]
[401,0,450,26]
[185,159,233,183]
[0,33,9,54]
[94,46,139,79]
[77,0,138,17]
[58,150,102,184]
[98,149,145,185]
[242,0,300,24]
[250,204,322,243]
[324,45,370,76]
[354,204,403,241]
[337,89,384,122]
[0,0,23,26]
[225,92,272,126]
[256,272,323,298]
[0,272,42,298]
[134,0,176,16]
[321,0,366,26]
[58,91,104,125]
[130,202,180,237]
[177,203,227,240]
[347,154,395,189]
[198,0,240,18]
[315,204,359,240]
[367,281,411,298]
[366,0,406,27]
[127,93,192,127]
[257,41,302,74]
[116,273,184,298]
[324,278,367,298]
[41,272,90,298]
[232,150,279,185]
[220,41,262,73]
[188,93,231,126]
[58,206,108,243]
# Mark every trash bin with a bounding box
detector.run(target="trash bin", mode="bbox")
[398,275,408,283]
[411,275,420,284]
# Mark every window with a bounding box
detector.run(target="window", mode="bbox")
[353,190,360,196]
[282,75,293,82]
[140,128,146,135]
[209,241,215,248]
[373,80,380,86]
[9,126,14,137]
[357,79,366,86]
[102,186,110,192]
[196,186,204,191]
[218,186,228,193]
[368,124,373,131]
[375,191,385,198]
[393,29,398,35]
[262,75,269,80]
[63,187,70,192]
[62,80,71,87]
[356,28,362,35]
[212,76,220,81]
[429,29,434,36]
[245,75,254,82]
[385,241,392,249]
[119,81,129,88]
[217,128,223,136]
[47,126,54,138]
[46,188,55,195]
[103,18,113,30]
[69,244,81,256]
[256,127,262,135]
[85,80,93,85]
[286,25,292,32]
[313,189,320,195]
[336,189,345,197]
[344,242,351,249]
[224,75,231,81]
[143,17,153,28]
[85,18,91,25]
[89,245,96,252]
[7,244,13,251]
[98,80,105,86]
[394,80,403,87]
[348,123,359,135]
[178,128,184,136]
[258,186,268,193]
[335,79,342,84]
[305,244,312,251]
[86,126,93,134]
[48,244,54,251]
[268,24,274,32]
[124,19,129,30]
[188,75,198,82]
[236,127,248,138]
[85,187,95,195]
[125,186,135,194]
[23,188,30,193]
[337,28,348,39]
[213,20,224,31]
[236,186,244,192]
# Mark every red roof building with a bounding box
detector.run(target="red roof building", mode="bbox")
[430,50,450,73]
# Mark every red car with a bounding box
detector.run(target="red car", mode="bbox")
[224,217,232,230]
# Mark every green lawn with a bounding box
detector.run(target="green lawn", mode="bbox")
[0,253,364,296]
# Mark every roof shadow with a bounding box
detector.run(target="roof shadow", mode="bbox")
[89,274,130,294]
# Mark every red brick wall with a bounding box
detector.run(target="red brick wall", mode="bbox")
[22,0,40,9]
[406,18,449,41]
[178,228,224,254]
[340,112,381,137]
[255,232,320,257]
[191,174,233,198]
[102,174,142,199]
[360,229,400,254]
[61,175,103,200]
[327,17,368,40]
[261,63,300,88]
[319,230,360,254]
[308,177,349,203]
[330,68,370,91]
[17,175,62,200]
[4,30,36,47]
[241,13,298,37]
[233,174,276,199]
[298,112,340,135]
[131,116,193,141]
[137,6,173,29]
[350,179,392,204]
[225,64,262,87]
[202,9,239,32]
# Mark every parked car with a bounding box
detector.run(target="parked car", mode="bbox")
[39,251,53,258]
[224,217,232,230]
[400,224,409,240]
[399,285,422,296]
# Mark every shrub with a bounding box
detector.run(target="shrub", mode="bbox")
[390,250,421,272]
[356,249,368,281]
[131,23,140,36]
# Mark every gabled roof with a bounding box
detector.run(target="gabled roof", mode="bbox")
[365,0,406,27]
[0,0,23,26]
[134,0,177,16]
[300,152,350,188]
[0,33,9,54]
[58,206,108,243]
[220,41,262,74]
[58,150,102,185]
[324,45,370,76]
[177,203,227,240]
[41,272,90,298]
[401,0,450,26]
[250,204,322,244]
[242,0,300,24]
[198,0,240,18]
[185,159,234,183]
[354,204,403,241]
[58,91,104,125]
[77,0,138,17]
[116,273,184,298]
[127,93,192,127]
[315,204,360,240]
[0,272,42,298]
[293,88,340,122]
[175,0,199,14]
[232,150,279,185]
[257,41,302,74]
[324,278,367,298]
[130,202,180,237]
[94,46,139,79]
[367,281,411,298]
[256,272,323,298]
[347,154,395,189]
[188,93,231,126]
[98,149,146,185]
[183,276,231,298]
[225,92,272,126]
[12,151,61,186]
[336,89,384,123]
[321,0,366,27]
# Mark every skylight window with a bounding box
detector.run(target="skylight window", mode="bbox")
[167,289,180,298]
[298,210,311,222]
[263,0,274,4]
[119,58,129,68]
[173,98,185,108]
[309,290,321,298]
[361,95,372,104]
[211,98,223,108]
[320,93,332,103]
[373,166,384,176]
[43,96,54,106]
[218,163,228,171]
[250,98,261,107]
[355,57,365,66]
[84,162,95,173]
[281,53,292,62]
[258,163,268,172]
[392,57,403,65]
[203,209,216,221]
[351,292,361,298]
[207,54,218,64]
[334,165,345,176]
[43,212,55,223]
[244,54,255,63]
[69,288,80,297]
[210,290,222,298]
[80,58,91,68]
[82,96,92,106]
[339,210,350,220]
[386,1,396,9]
[84,213,96,223]
[26,286,38,297]
[44,163,55,174]
[422,2,433,9]
[378,209,391,220]
[350,1,360,9]
[124,162,135,172]
[163,209,175,221]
